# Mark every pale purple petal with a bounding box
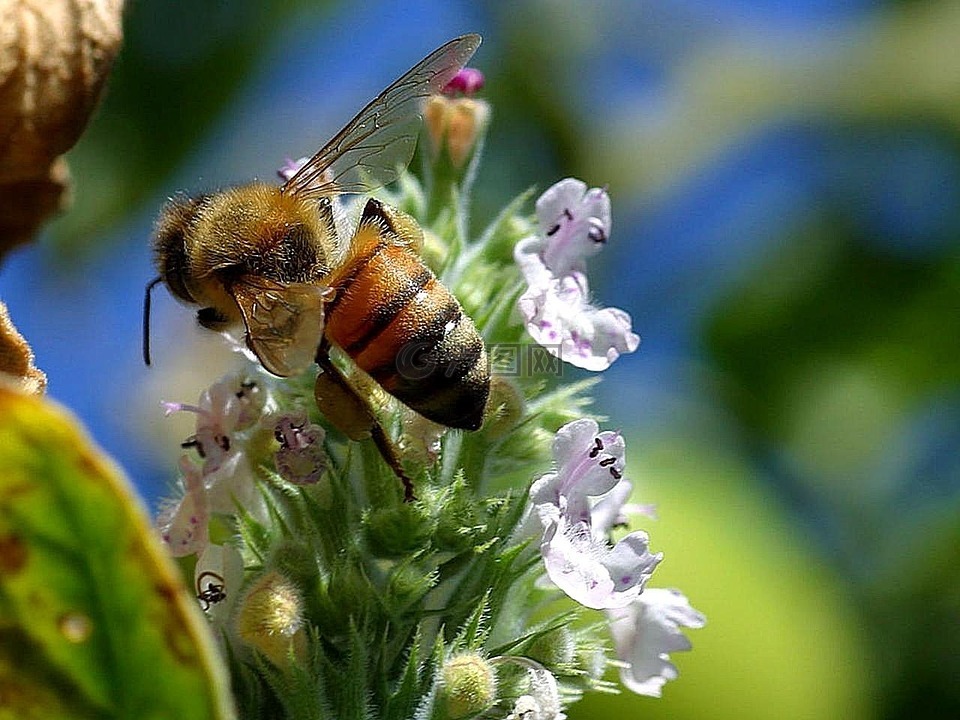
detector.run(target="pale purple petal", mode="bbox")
[607,588,706,697]
[158,457,209,557]
[528,419,626,526]
[541,520,617,609]
[587,306,641,369]
[514,235,554,289]
[519,272,639,372]
[277,156,309,182]
[590,480,633,536]
[541,518,661,610]
[535,179,610,277]
[204,452,261,516]
[604,531,661,594]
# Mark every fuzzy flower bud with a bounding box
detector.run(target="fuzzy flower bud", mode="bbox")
[235,571,306,666]
[424,95,491,169]
[525,627,576,668]
[480,376,526,439]
[440,653,498,719]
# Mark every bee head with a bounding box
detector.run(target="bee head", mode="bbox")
[153,193,208,305]
[144,193,210,366]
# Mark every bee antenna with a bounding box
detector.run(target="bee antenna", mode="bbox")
[143,276,163,366]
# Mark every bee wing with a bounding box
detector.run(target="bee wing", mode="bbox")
[230,277,331,377]
[281,34,481,199]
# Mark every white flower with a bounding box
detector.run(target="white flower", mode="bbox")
[607,588,706,697]
[529,418,626,529]
[194,543,244,623]
[540,516,660,610]
[162,374,264,474]
[158,373,269,555]
[516,270,639,372]
[528,419,662,609]
[157,455,209,557]
[498,659,566,720]
[515,179,639,371]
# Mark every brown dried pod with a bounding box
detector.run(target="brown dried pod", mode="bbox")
[0,300,45,393]
[0,0,124,260]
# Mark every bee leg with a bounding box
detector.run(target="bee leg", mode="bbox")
[314,344,416,502]
[359,198,424,252]
[370,423,417,503]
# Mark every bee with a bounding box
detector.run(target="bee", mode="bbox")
[144,35,489,492]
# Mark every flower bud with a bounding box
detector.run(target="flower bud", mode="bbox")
[442,67,485,96]
[424,95,491,170]
[495,658,563,720]
[526,627,575,668]
[440,653,497,719]
[235,570,306,666]
[364,502,434,557]
[481,376,525,439]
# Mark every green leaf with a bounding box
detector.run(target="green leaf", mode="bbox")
[383,626,425,719]
[475,185,536,265]
[0,386,235,720]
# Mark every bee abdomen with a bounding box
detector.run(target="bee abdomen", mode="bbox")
[379,308,490,431]
[325,241,490,430]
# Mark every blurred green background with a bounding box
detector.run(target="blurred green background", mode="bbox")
[4,0,960,718]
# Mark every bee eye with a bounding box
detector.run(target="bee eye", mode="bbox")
[197,307,229,330]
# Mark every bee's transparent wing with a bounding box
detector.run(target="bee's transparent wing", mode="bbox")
[281,34,480,199]
[230,277,331,377]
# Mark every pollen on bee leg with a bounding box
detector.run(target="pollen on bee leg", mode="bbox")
[398,411,446,465]
[313,367,375,441]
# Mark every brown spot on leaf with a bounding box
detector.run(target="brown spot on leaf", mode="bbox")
[150,577,201,665]
[164,622,200,666]
[58,611,92,643]
[0,533,28,574]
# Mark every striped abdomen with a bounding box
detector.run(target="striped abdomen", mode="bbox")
[323,200,490,431]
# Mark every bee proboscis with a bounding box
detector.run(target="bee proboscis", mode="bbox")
[145,35,489,496]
